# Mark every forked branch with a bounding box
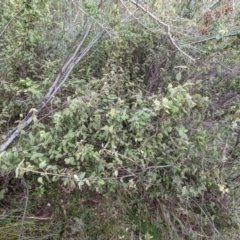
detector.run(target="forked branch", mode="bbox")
[0,24,105,152]
[129,0,195,62]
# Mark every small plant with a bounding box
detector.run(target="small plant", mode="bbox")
[34,185,45,198]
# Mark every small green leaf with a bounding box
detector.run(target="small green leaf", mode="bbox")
[15,168,19,178]
[153,99,161,111]
[109,125,114,133]
[79,172,86,180]
[37,177,43,184]
[85,179,91,186]
[65,157,75,165]
[74,174,79,181]
[110,108,116,117]
[0,189,7,200]
[114,169,118,177]
[216,34,222,40]
[176,72,182,81]
[98,179,105,185]
[31,152,44,160]
[182,186,188,196]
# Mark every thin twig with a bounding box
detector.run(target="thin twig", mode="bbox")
[44,24,93,101]
[129,0,195,61]
[208,0,222,9]
[0,6,25,38]
[24,216,52,220]
[102,163,174,180]
[190,31,240,45]
[0,38,27,61]
[119,0,155,33]
[70,0,112,37]
[143,165,175,171]
[0,24,100,152]
[102,149,142,168]
[103,174,136,180]
[19,178,29,240]
[190,198,224,239]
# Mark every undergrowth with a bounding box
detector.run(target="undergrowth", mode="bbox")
[1,0,240,239]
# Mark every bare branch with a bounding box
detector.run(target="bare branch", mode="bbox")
[44,24,93,100]
[70,0,112,37]
[19,178,29,240]
[208,0,222,9]
[191,31,240,45]
[0,24,104,153]
[102,149,143,168]
[119,0,156,33]
[190,198,224,239]
[0,38,27,61]
[129,0,195,62]
[0,6,25,38]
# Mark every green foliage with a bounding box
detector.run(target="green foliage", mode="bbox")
[1,0,240,239]
[1,27,235,237]
[34,184,45,198]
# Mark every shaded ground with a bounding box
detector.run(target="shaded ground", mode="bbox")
[0,175,162,240]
